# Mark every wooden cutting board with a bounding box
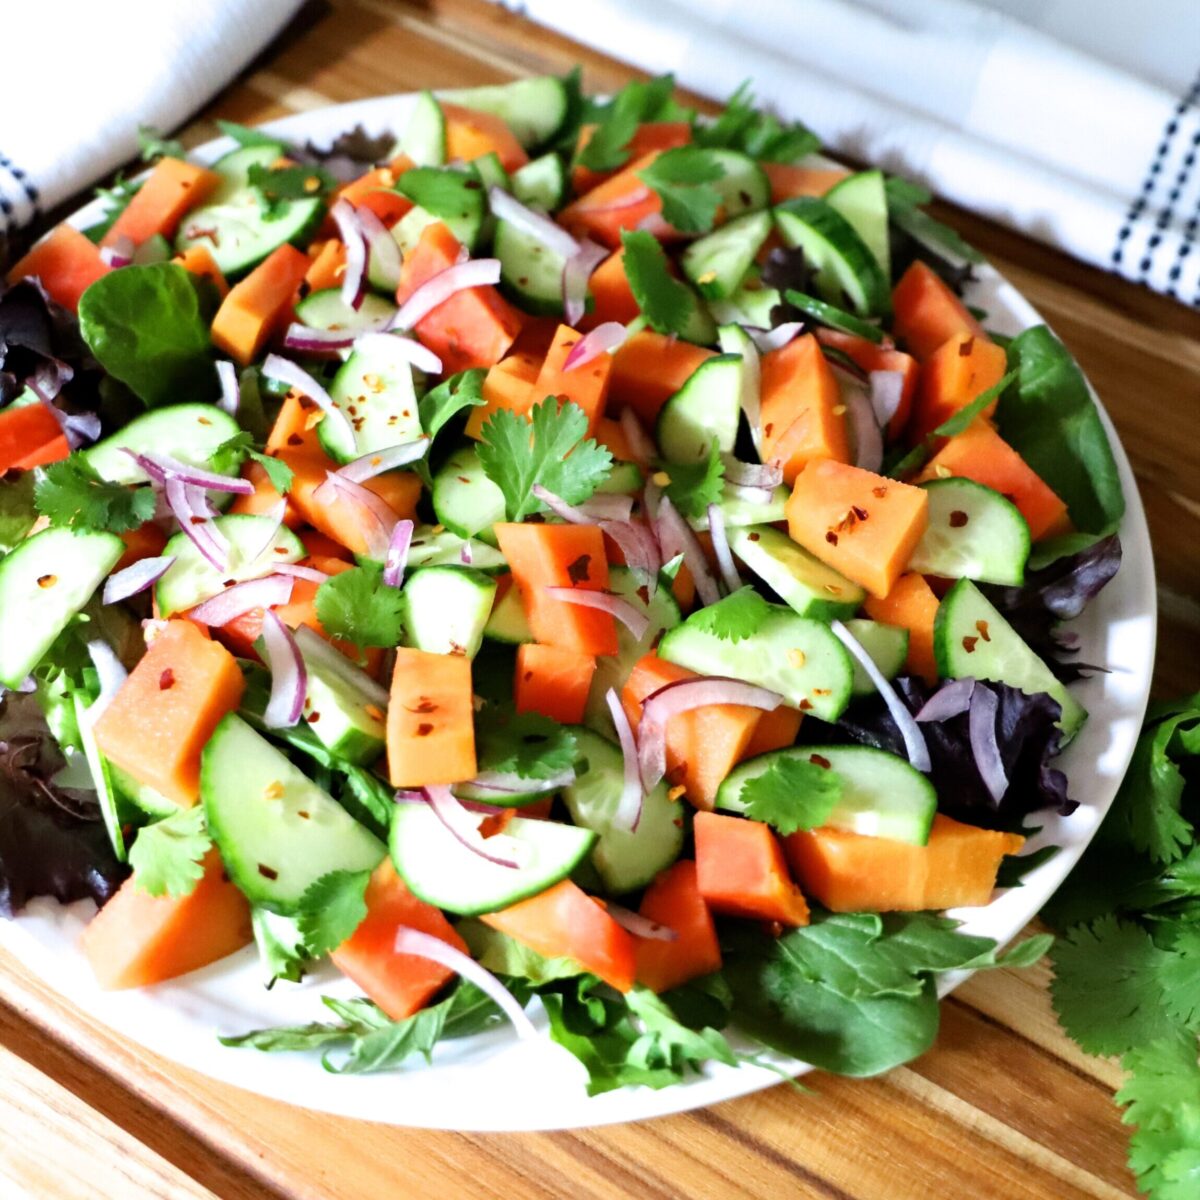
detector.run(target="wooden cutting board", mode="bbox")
[3,2,1198,1196]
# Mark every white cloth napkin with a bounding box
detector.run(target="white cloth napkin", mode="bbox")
[493,0,1200,304]
[0,0,304,234]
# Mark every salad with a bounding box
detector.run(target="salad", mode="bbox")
[0,72,1128,1091]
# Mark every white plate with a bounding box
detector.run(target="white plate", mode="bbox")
[0,94,1156,1131]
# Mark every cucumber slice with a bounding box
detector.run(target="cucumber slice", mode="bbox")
[317,346,424,464]
[717,745,937,845]
[84,404,242,485]
[707,150,771,218]
[110,765,178,821]
[472,152,510,194]
[302,657,387,766]
[292,288,395,334]
[202,715,385,912]
[431,446,506,542]
[133,234,171,265]
[658,598,855,720]
[391,199,485,258]
[512,153,568,210]
[563,727,684,894]
[934,579,1087,736]
[400,90,446,166]
[910,479,1031,586]
[774,196,890,316]
[682,210,772,300]
[74,696,126,860]
[727,525,864,619]
[825,169,891,281]
[405,526,507,572]
[708,283,782,330]
[155,514,305,616]
[389,804,595,915]
[438,76,571,149]
[598,462,645,495]
[174,144,323,277]
[483,583,533,644]
[655,353,743,463]
[842,618,909,697]
[688,481,790,531]
[0,527,123,688]
[401,566,497,658]
[782,289,886,344]
[495,217,571,317]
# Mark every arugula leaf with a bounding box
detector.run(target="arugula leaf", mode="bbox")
[34,457,156,534]
[215,119,283,149]
[932,370,1016,438]
[620,229,702,338]
[247,162,336,217]
[693,81,820,163]
[637,147,725,234]
[0,470,37,552]
[999,326,1125,534]
[884,176,984,265]
[738,756,842,835]
[660,441,724,519]
[477,397,612,522]
[685,586,772,643]
[210,431,293,494]
[137,125,185,162]
[475,708,577,781]
[314,563,406,650]
[128,806,212,898]
[77,263,216,408]
[576,75,686,172]
[397,166,484,222]
[294,869,370,958]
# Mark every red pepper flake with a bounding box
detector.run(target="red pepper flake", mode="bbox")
[872,486,888,498]
[257,864,279,880]
[287,433,304,446]
[566,554,591,585]
[962,635,978,653]
[748,532,761,542]
[851,505,869,521]
[37,574,57,589]
[407,698,437,714]
[812,688,831,697]
[197,416,212,427]
[416,722,434,736]
[825,531,839,546]
[809,753,832,769]
[949,510,969,528]
[799,698,813,711]
[308,711,321,723]
[959,338,975,357]
[298,810,311,820]
[457,475,471,484]
[158,669,175,691]
[976,619,991,642]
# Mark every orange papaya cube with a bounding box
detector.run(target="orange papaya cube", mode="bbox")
[387,648,476,787]
[635,860,723,993]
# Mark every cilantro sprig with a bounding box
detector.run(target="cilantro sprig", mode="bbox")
[34,456,157,535]
[315,563,406,650]
[620,229,710,340]
[576,75,690,172]
[247,162,336,218]
[137,124,185,163]
[129,807,212,898]
[685,586,772,643]
[739,756,843,835]
[660,441,724,519]
[637,147,725,234]
[210,431,294,494]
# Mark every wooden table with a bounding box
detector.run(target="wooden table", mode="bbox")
[3,2,1198,1196]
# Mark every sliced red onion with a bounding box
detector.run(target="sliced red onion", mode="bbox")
[393,926,537,1041]
[543,586,650,640]
[722,458,782,490]
[383,518,413,588]
[335,438,429,483]
[460,542,473,565]
[330,198,369,310]
[141,618,169,645]
[734,333,764,457]
[706,503,742,595]
[618,407,656,468]
[163,477,226,570]
[85,640,128,722]
[605,902,677,941]
[358,205,403,292]
[749,322,803,354]
[99,234,135,268]
[637,676,783,791]
[831,619,930,772]
[188,574,294,627]
[968,683,1009,803]
[842,379,884,474]
[241,498,288,568]
[489,186,579,258]
[261,610,307,728]
[400,790,508,816]
[655,495,720,606]
[562,238,608,328]
[915,677,976,723]
[391,259,502,332]
[600,519,660,596]
[585,185,652,215]
[48,407,102,450]
[215,360,240,415]
[869,369,905,430]
[261,354,357,450]
[283,323,357,353]
[1053,629,1082,650]
[133,451,254,495]
[605,688,644,832]
[464,767,576,794]
[424,784,527,868]
[353,330,442,376]
[313,472,396,561]
[563,321,627,372]
[725,483,779,505]
[531,484,633,525]
[102,555,176,605]
[274,563,330,584]
[294,625,389,709]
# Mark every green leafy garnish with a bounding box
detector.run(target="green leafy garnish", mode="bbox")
[251,908,307,984]
[215,119,283,149]
[397,166,485,223]
[458,921,583,985]
[685,586,772,643]
[738,756,843,835]
[931,369,1016,438]
[137,124,185,162]
[475,709,577,781]
[884,176,984,264]
[660,441,725,519]
[85,176,141,243]
[637,147,725,234]
[315,563,406,649]
[34,456,156,534]
[247,162,336,217]
[418,368,487,441]
[128,806,212,899]
[620,229,704,338]
[0,469,38,552]
[576,75,687,172]
[210,431,294,494]
[694,81,820,163]
[477,397,612,522]
[294,870,371,959]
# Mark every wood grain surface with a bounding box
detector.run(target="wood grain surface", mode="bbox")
[2,1,1197,1196]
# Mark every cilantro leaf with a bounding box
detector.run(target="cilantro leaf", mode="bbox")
[128,806,212,898]
[34,457,156,534]
[1050,916,1178,1056]
[660,441,724,519]
[208,430,296,493]
[418,367,486,441]
[477,397,612,522]
[884,175,984,264]
[249,450,294,495]
[1156,924,1200,1030]
[397,166,485,223]
[215,119,283,149]
[620,229,704,338]
[738,755,842,835]
[137,124,185,163]
[295,869,371,959]
[932,370,1016,438]
[85,176,142,243]
[315,563,406,649]
[694,81,820,163]
[685,586,772,643]
[637,147,725,234]
[247,162,336,218]
[251,908,307,985]
[0,469,38,552]
[475,709,577,781]
[576,75,687,172]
